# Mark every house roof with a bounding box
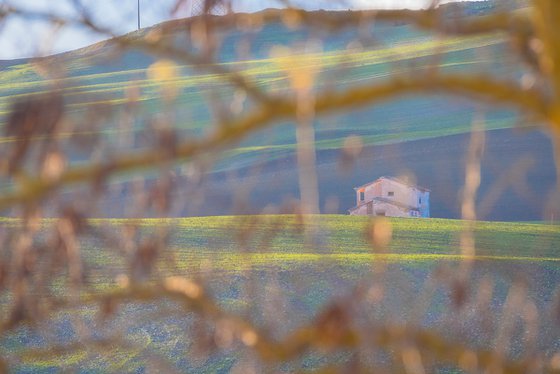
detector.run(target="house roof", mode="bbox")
[348,196,420,213]
[353,176,430,192]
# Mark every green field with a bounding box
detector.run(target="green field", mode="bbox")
[0,15,520,175]
[118,215,560,271]
[3,215,559,372]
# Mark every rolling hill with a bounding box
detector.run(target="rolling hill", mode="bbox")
[0,3,555,220]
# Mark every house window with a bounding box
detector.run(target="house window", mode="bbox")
[419,197,422,204]
[360,191,365,201]
[367,202,373,215]
[388,191,394,197]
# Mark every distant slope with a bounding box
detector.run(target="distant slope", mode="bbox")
[0,7,520,146]
[0,4,554,220]
[164,128,555,221]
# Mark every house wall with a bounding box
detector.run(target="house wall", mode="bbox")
[349,201,412,218]
[349,204,368,216]
[372,201,409,218]
[380,179,430,217]
[353,177,431,218]
[419,191,430,217]
[356,180,383,206]
[381,179,411,207]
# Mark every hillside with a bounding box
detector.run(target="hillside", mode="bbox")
[0,4,555,220]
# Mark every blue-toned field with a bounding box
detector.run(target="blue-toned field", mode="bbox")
[2,215,560,372]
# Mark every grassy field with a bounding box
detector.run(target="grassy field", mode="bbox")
[149,215,560,269]
[2,215,559,372]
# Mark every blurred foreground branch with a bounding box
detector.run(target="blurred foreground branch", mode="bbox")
[1,0,560,372]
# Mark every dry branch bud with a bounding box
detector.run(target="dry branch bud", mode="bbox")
[116,274,130,288]
[5,93,63,138]
[315,303,354,349]
[41,150,66,182]
[281,8,303,30]
[60,206,87,235]
[240,329,259,347]
[100,297,117,320]
[5,93,64,173]
[164,276,202,299]
[0,262,6,291]
[270,43,322,95]
[339,135,364,172]
[451,279,469,309]
[215,319,235,349]
[551,353,560,370]
[147,59,180,100]
[458,349,478,372]
[131,239,160,281]
[402,345,426,374]
[367,217,393,251]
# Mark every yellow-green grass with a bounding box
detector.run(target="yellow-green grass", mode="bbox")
[1,214,557,295]
[2,215,556,279]
[166,216,555,276]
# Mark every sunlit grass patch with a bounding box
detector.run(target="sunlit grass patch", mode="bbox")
[19,348,88,368]
[78,215,560,276]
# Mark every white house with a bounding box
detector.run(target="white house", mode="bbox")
[349,176,430,218]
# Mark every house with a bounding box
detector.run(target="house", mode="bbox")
[349,176,430,218]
